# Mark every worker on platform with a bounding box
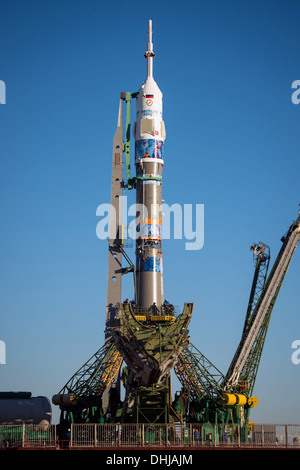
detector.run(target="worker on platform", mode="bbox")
[163,298,174,315]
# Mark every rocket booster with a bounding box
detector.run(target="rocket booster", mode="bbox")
[134,20,166,309]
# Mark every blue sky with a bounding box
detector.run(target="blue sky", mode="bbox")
[0,0,299,425]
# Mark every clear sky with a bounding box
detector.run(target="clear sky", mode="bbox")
[0,0,299,425]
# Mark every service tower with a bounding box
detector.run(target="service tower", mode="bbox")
[134,20,166,309]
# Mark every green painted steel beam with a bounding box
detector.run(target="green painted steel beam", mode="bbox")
[124,92,132,189]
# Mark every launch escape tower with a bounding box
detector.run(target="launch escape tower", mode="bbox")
[52,21,300,433]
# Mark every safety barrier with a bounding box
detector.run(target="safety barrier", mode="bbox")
[0,424,57,448]
[0,423,300,449]
[132,304,179,317]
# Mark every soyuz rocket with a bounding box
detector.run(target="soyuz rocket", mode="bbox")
[134,20,166,310]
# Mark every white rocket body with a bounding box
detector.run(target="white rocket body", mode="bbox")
[133,20,166,309]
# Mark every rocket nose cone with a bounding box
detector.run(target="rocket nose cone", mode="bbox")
[139,76,162,98]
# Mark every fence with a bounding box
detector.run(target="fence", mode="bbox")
[0,424,57,448]
[0,423,300,449]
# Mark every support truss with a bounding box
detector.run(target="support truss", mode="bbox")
[59,338,123,401]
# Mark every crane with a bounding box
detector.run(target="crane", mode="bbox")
[225,214,300,391]
[172,213,300,426]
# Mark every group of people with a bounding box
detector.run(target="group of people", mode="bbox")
[123,298,135,306]
[122,298,174,315]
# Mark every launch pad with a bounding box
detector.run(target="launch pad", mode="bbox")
[52,21,300,444]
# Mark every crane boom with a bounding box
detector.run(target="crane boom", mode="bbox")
[243,242,270,335]
[235,243,271,395]
[225,214,300,390]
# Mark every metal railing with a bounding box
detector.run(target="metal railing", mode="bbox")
[130,304,179,319]
[0,424,57,449]
[1,423,300,449]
